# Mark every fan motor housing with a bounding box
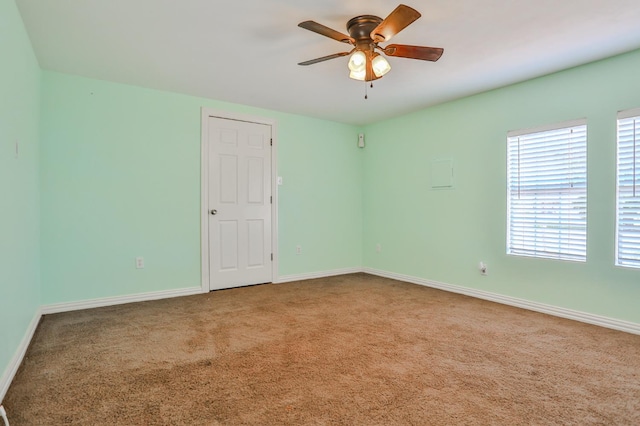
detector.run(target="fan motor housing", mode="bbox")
[347,15,382,50]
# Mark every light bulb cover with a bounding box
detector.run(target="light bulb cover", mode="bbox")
[348,51,367,72]
[372,54,391,77]
[349,69,366,81]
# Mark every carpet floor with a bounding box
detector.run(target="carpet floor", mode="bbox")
[4,273,640,425]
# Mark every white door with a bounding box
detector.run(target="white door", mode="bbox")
[207,117,272,290]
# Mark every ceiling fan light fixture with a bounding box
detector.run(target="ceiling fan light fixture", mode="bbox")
[347,50,367,72]
[372,54,391,77]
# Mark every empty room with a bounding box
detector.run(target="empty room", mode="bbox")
[1,0,640,424]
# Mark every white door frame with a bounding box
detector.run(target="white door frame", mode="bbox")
[200,108,279,292]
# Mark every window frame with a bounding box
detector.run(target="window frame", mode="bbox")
[506,119,588,262]
[615,108,640,269]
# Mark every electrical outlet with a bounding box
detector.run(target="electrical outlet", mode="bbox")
[296,245,302,255]
[479,261,487,275]
[136,257,145,269]
[376,243,382,253]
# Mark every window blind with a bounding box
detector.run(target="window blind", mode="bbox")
[616,110,640,268]
[507,121,587,261]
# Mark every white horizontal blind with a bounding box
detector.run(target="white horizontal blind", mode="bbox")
[616,111,640,268]
[507,122,587,261]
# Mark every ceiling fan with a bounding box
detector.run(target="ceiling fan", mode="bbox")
[298,4,443,84]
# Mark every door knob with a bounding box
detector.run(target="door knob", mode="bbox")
[210,209,217,215]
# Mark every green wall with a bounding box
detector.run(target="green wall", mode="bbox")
[0,0,41,388]
[40,72,363,304]
[362,48,640,323]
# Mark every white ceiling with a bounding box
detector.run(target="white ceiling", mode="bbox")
[15,0,640,125]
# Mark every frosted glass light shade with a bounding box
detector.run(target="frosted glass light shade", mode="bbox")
[372,55,391,77]
[349,69,366,81]
[348,51,367,72]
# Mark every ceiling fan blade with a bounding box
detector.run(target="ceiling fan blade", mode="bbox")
[298,51,351,66]
[298,21,355,44]
[370,4,421,43]
[383,44,444,62]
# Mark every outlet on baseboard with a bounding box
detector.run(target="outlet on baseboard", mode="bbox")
[136,257,145,269]
[296,245,302,255]
[376,243,381,253]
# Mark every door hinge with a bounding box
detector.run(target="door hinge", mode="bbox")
[271,253,273,261]
[270,196,272,204]
[270,138,273,146]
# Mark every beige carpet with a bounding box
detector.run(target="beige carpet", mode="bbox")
[4,273,640,425]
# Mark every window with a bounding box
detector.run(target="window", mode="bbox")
[507,120,587,261]
[616,109,640,268]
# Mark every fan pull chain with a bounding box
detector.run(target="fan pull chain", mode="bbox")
[363,78,375,99]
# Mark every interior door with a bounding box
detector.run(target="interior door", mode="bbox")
[208,117,272,290]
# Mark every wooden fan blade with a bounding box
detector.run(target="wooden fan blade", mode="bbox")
[298,51,351,66]
[298,21,355,44]
[370,4,421,43]
[383,44,444,62]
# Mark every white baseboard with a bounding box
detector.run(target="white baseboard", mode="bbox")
[41,287,205,315]
[276,267,362,284]
[363,267,640,335]
[0,307,42,402]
